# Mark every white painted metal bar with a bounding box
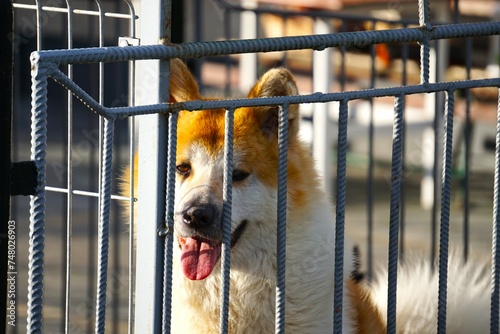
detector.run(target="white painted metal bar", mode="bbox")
[12,3,138,19]
[34,0,42,50]
[421,1,451,209]
[238,0,258,93]
[122,1,138,333]
[63,0,73,332]
[45,186,130,200]
[134,0,170,332]
[313,17,333,197]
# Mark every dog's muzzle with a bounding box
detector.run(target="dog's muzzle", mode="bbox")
[175,201,247,281]
[181,203,217,230]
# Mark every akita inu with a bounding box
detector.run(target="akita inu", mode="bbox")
[123,59,494,334]
[123,58,359,333]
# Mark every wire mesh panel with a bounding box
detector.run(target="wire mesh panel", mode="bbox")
[12,0,500,333]
[10,1,137,333]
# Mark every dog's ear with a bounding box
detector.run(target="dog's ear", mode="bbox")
[247,68,300,139]
[169,59,201,102]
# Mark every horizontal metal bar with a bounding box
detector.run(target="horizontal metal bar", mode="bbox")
[45,186,131,201]
[12,3,137,19]
[32,21,500,65]
[48,65,500,118]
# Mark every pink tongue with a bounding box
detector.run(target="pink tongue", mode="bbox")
[180,237,221,280]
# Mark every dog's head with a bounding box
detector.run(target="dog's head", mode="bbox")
[170,59,304,280]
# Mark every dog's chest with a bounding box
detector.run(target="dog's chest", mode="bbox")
[171,271,276,333]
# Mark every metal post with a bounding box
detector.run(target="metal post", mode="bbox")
[486,7,500,78]
[134,0,171,332]
[0,0,13,332]
[63,1,74,332]
[421,2,450,210]
[313,17,333,197]
[238,0,258,93]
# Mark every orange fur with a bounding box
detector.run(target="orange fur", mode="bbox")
[346,280,386,334]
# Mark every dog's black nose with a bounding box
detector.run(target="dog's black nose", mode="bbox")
[182,204,216,229]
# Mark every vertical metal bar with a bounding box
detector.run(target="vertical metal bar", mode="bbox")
[27,56,49,334]
[162,4,174,333]
[29,21,46,334]
[84,7,101,329]
[134,1,171,332]
[420,4,444,255]
[0,1,13,332]
[123,1,137,333]
[161,109,176,334]
[275,104,288,334]
[224,9,232,96]
[95,118,116,334]
[426,46,444,271]
[280,14,288,65]
[192,0,203,84]
[437,90,455,334]
[94,2,105,332]
[64,1,74,332]
[238,0,258,93]
[339,20,347,92]
[386,95,405,334]
[112,4,122,332]
[491,90,500,334]
[399,31,409,261]
[366,20,376,280]
[430,114,439,271]
[219,109,234,334]
[95,0,105,225]
[453,0,460,23]
[428,8,450,270]
[463,37,473,263]
[35,0,43,50]
[313,17,333,197]
[418,0,431,84]
[127,110,136,334]
[334,100,348,334]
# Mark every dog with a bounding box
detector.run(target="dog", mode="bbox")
[122,59,494,333]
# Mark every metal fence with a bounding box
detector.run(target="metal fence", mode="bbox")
[4,0,500,333]
[6,1,137,333]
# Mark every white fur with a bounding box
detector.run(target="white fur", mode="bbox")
[369,254,493,333]
[170,143,354,333]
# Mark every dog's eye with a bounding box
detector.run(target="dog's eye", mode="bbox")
[232,170,250,182]
[176,163,191,175]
